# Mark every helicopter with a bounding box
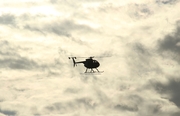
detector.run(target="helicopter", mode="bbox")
[68,56,103,73]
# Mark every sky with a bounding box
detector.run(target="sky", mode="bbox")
[0,0,180,116]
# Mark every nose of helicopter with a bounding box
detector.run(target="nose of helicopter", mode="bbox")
[94,60,100,67]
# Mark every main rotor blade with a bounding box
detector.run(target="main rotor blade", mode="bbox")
[68,55,111,58]
[92,55,112,58]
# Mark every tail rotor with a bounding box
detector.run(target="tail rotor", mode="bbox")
[68,57,77,67]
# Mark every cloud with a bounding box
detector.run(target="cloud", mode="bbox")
[158,24,180,53]
[156,0,179,4]
[158,22,180,63]
[133,42,151,55]
[126,42,162,77]
[152,77,180,108]
[114,104,138,112]
[0,0,180,116]
[44,97,97,115]
[172,112,180,116]
[0,14,15,25]
[24,19,95,38]
[24,25,46,35]
[0,108,17,116]
[0,40,39,70]
[0,40,67,72]
[127,4,153,20]
[0,58,38,70]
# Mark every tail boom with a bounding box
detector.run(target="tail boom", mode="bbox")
[68,57,85,67]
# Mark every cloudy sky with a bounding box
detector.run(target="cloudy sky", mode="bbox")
[0,0,180,116]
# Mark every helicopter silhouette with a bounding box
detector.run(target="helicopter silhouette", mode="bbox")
[68,56,103,73]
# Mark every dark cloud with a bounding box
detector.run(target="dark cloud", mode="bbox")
[0,14,15,25]
[114,104,138,112]
[158,23,180,63]
[158,26,180,53]
[0,108,17,116]
[152,77,180,108]
[156,0,178,4]
[172,112,180,116]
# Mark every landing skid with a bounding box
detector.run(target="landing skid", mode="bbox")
[84,68,102,73]
[80,71,104,75]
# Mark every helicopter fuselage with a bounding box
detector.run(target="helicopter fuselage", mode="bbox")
[76,59,100,68]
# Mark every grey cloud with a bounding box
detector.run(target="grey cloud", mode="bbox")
[133,43,151,55]
[0,108,17,116]
[95,88,109,103]
[47,20,94,36]
[158,26,180,53]
[128,4,153,19]
[45,102,65,112]
[0,13,93,37]
[0,14,15,25]
[0,49,63,72]
[0,40,66,71]
[75,97,96,109]
[156,0,178,4]
[25,20,94,37]
[0,40,39,70]
[44,88,119,114]
[114,94,142,112]
[24,25,46,35]
[64,87,81,94]
[114,104,138,112]
[158,23,180,63]
[45,97,96,113]
[50,0,104,5]
[172,112,180,116]
[0,57,38,70]
[50,0,57,4]
[48,21,71,36]
[127,42,162,76]
[152,77,180,108]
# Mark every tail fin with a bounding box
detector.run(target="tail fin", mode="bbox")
[72,58,77,67]
[68,57,77,67]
